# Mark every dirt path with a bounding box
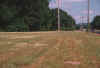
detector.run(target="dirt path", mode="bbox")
[21,37,65,68]
[63,38,83,68]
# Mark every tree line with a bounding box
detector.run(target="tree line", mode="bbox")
[76,16,100,31]
[91,16,100,30]
[0,0,76,32]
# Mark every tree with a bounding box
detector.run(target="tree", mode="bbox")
[0,0,50,31]
[0,0,76,31]
[91,16,100,29]
[48,8,76,30]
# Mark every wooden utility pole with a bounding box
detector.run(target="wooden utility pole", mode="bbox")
[57,0,60,31]
[80,16,84,31]
[82,16,84,25]
[87,0,90,32]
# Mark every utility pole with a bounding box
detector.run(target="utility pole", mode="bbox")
[82,16,84,25]
[87,0,90,32]
[80,16,84,31]
[57,0,60,31]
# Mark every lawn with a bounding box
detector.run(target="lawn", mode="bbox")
[0,31,100,68]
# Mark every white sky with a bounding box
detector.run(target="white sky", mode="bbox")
[49,0,100,24]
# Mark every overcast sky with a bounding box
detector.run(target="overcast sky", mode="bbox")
[49,0,100,24]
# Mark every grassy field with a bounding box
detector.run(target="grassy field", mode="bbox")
[0,31,100,68]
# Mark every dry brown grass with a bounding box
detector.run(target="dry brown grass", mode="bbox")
[0,31,100,68]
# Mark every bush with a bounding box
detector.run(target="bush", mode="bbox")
[7,18,29,32]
